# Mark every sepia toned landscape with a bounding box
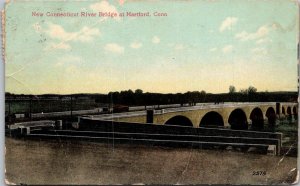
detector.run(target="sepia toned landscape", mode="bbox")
[4,0,299,185]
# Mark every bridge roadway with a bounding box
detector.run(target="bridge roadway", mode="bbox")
[83,102,298,129]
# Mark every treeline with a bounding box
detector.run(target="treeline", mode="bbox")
[102,89,297,106]
[5,86,298,106]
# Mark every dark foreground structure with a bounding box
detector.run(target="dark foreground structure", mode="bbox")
[4,117,284,156]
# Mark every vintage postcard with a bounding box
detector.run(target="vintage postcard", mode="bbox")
[3,0,299,185]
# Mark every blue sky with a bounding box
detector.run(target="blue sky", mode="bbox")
[5,0,299,94]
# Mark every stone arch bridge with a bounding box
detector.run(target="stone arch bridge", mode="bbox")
[86,102,298,130]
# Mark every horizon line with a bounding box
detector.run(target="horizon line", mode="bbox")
[5,90,299,96]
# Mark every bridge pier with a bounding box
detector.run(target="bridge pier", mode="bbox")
[55,120,63,130]
[147,110,154,123]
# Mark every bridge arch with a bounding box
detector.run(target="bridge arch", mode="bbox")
[293,106,297,120]
[286,106,293,121]
[293,106,297,114]
[228,109,248,130]
[250,107,264,130]
[282,107,286,115]
[164,115,193,127]
[287,107,292,115]
[199,111,224,128]
[266,107,276,128]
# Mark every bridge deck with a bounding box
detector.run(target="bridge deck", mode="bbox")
[84,102,296,121]
[92,103,278,118]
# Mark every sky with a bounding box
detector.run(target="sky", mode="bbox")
[4,0,299,94]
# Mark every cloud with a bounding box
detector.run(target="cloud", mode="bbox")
[45,23,100,43]
[222,45,233,53]
[34,22,101,51]
[235,25,270,41]
[44,42,71,51]
[104,43,124,54]
[252,47,268,55]
[77,26,101,42]
[130,42,142,49]
[90,1,120,20]
[119,0,126,5]
[256,38,272,45]
[210,48,217,52]
[45,23,74,40]
[152,36,160,44]
[90,1,118,13]
[219,17,238,32]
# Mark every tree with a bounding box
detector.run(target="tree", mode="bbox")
[229,86,236,94]
[239,86,257,94]
[247,86,257,94]
[135,89,143,94]
[240,89,248,94]
[247,86,257,102]
[200,90,206,102]
[127,89,134,94]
